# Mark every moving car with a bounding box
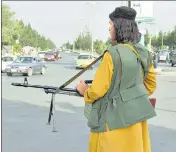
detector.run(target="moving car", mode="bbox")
[169,50,176,66]
[75,54,95,69]
[38,51,47,59]
[157,50,170,63]
[44,52,57,61]
[5,56,47,76]
[2,56,17,73]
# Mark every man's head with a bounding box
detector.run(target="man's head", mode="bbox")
[109,6,139,44]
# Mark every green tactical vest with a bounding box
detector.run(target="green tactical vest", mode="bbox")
[84,43,156,133]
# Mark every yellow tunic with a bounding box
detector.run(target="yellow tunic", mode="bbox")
[84,51,156,152]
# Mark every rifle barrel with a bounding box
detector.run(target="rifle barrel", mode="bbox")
[11,83,58,90]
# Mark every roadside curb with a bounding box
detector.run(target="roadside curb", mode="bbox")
[156,72,176,76]
[161,69,176,72]
[155,68,176,76]
[156,71,176,76]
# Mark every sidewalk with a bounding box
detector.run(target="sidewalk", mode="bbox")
[155,67,176,76]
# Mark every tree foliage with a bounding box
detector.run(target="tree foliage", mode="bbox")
[2,4,56,50]
[151,28,176,50]
[62,24,175,54]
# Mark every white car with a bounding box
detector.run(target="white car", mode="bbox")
[158,50,170,63]
[65,50,71,53]
[38,51,47,59]
[2,56,17,72]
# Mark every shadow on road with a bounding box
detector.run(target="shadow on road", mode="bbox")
[2,98,176,152]
[1,72,44,78]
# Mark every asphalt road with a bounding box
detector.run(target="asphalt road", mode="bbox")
[2,52,176,152]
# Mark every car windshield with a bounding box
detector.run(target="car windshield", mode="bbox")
[158,51,168,55]
[45,52,54,55]
[78,55,90,59]
[14,57,33,63]
[38,52,46,54]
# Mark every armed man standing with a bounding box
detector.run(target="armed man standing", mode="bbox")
[76,5,156,152]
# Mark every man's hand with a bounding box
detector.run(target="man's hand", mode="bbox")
[76,80,89,96]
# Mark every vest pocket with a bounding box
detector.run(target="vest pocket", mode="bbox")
[84,103,100,129]
[120,84,147,102]
[87,107,100,128]
[85,100,108,129]
[119,84,155,124]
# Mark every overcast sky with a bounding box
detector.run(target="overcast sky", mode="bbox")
[3,1,176,47]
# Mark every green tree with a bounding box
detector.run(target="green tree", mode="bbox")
[82,32,92,50]
[94,40,107,54]
[74,31,92,51]
[63,41,73,50]
[74,34,83,50]
[144,30,150,46]
[2,4,56,51]
[2,5,15,45]
[13,44,22,54]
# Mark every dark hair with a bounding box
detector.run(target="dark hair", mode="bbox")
[109,6,139,44]
[112,18,139,44]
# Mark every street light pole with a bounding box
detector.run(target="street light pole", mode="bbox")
[89,19,93,56]
[80,17,84,54]
[72,36,74,52]
[148,22,156,52]
[128,1,131,8]
[86,1,100,56]
[161,31,164,47]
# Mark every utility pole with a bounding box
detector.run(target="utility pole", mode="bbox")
[73,37,75,52]
[161,31,164,47]
[80,17,84,54]
[86,1,100,56]
[128,1,131,8]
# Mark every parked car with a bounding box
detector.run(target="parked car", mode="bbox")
[5,56,47,76]
[65,50,71,53]
[169,50,176,66]
[157,50,170,63]
[2,56,17,73]
[75,54,95,69]
[38,51,47,59]
[44,52,57,61]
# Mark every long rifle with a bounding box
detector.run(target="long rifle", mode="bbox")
[11,54,103,132]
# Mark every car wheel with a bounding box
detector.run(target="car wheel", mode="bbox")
[7,72,12,76]
[171,62,174,67]
[40,67,45,75]
[27,68,33,77]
